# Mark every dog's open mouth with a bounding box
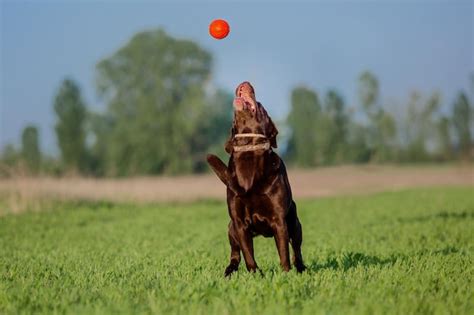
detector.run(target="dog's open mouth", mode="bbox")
[233,97,256,113]
[233,81,257,113]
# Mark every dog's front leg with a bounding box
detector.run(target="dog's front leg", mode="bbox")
[228,198,260,274]
[224,222,241,277]
[235,224,259,273]
[206,154,229,185]
[206,154,244,195]
[272,214,291,272]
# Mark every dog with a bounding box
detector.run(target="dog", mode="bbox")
[207,81,306,276]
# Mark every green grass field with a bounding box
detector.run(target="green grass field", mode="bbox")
[1,186,473,314]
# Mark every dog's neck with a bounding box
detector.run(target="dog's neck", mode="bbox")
[233,133,270,153]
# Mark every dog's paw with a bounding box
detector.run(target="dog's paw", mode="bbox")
[295,262,307,273]
[224,264,238,277]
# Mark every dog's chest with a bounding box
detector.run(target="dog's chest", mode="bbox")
[245,210,274,238]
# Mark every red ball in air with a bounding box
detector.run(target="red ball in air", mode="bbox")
[209,19,230,40]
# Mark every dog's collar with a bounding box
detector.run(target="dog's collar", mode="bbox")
[234,133,267,139]
[233,133,270,152]
[233,142,270,152]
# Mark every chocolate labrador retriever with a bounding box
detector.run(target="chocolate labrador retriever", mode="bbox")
[207,81,306,276]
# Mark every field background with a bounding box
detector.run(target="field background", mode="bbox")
[0,166,473,314]
[2,2,473,314]
[0,165,472,211]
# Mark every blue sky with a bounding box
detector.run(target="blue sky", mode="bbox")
[1,0,472,154]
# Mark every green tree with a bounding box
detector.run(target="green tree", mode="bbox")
[470,73,474,103]
[437,116,452,160]
[86,112,113,176]
[404,91,424,160]
[54,78,87,172]
[402,91,442,161]
[287,86,321,167]
[374,111,397,161]
[95,29,213,175]
[21,125,41,174]
[191,89,233,171]
[322,90,348,164]
[452,92,472,159]
[0,144,20,176]
[357,71,396,162]
[346,123,372,163]
[358,71,379,119]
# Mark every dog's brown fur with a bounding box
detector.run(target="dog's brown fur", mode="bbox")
[207,81,306,276]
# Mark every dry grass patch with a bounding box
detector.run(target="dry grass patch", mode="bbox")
[0,164,472,214]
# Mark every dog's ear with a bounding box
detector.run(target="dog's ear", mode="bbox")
[259,102,278,148]
[224,125,235,154]
[267,116,278,148]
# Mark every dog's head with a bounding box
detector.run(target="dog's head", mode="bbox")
[225,81,278,153]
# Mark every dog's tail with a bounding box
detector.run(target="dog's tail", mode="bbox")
[206,154,244,195]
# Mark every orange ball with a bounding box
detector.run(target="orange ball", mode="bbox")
[209,19,230,40]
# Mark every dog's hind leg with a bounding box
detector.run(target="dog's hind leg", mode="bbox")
[224,221,241,277]
[287,201,306,272]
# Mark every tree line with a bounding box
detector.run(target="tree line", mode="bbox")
[287,72,473,167]
[1,29,472,177]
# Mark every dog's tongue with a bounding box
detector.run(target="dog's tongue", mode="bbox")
[233,97,256,113]
[233,97,246,111]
